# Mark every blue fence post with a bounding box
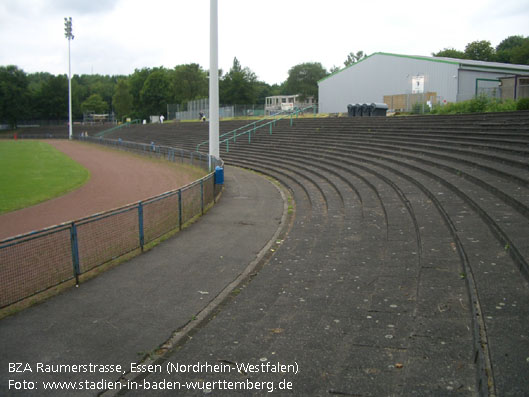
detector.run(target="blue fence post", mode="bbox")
[70,222,80,285]
[212,175,216,204]
[201,179,204,215]
[178,189,182,230]
[138,202,145,252]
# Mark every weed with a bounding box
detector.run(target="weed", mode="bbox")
[430,95,520,115]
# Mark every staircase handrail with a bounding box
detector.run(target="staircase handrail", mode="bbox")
[216,105,316,153]
[195,109,293,152]
[94,119,142,137]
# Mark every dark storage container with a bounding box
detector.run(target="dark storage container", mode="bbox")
[370,103,389,116]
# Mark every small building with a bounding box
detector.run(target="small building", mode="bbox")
[499,75,529,100]
[318,52,529,113]
[265,95,315,115]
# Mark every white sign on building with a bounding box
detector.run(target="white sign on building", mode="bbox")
[412,75,425,93]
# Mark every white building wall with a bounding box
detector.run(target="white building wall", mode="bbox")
[456,68,526,101]
[319,53,460,113]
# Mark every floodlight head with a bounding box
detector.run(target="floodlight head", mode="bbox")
[64,17,73,39]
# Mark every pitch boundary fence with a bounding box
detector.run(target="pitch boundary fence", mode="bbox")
[0,137,223,309]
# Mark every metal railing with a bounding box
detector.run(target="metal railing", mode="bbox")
[94,119,142,137]
[196,105,317,153]
[0,137,223,309]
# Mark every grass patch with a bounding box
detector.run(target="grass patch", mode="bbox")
[0,140,90,214]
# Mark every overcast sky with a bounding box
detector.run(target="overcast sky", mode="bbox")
[1,0,528,85]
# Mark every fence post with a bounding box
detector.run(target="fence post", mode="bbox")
[213,175,216,204]
[138,202,145,252]
[201,179,204,215]
[269,123,272,135]
[70,222,80,285]
[178,189,182,230]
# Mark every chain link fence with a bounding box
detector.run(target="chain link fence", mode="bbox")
[0,137,223,308]
[168,99,265,121]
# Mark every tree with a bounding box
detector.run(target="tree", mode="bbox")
[170,63,208,104]
[511,39,529,65]
[254,81,279,105]
[0,65,29,128]
[34,75,68,120]
[464,40,495,61]
[112,79,133,120]
[220,57,258,105]
[432,48,466,59]
[344,51,366,67]
[81,93,108,114]
[496,35,529,64]
[283,62,328,101]
[128,68,152,118]
[139,68,171,116]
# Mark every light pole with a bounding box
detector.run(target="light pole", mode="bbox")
[64,17,74,139]
[209,0,219,166]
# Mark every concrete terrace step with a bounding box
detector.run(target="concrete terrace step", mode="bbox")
[100,111,529,395]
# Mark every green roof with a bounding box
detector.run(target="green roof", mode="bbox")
[318,52,529,83]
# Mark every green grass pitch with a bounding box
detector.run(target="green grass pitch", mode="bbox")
[0,140,90,215]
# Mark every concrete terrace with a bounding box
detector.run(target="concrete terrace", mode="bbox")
[4,111,529,396]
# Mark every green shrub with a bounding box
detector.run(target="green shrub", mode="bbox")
[485,98,517,112]
[516,97,529,111]
[467,95,489,113]
[411,102,431,114]
[431,96,519,114]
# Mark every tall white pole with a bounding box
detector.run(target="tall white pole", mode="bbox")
[68,37,73,139]
[209,0,219,162]
[65,17,74,140]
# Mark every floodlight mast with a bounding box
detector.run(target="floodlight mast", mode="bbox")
[209,0,219,166]
[64,17,74,139]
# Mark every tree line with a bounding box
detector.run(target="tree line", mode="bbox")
[0,58,328,128]
[1,35,527,128]
[433,35,529,64]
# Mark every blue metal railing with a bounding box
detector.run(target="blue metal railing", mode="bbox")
[195,108,306,153]
[95,119,142,137]
[200,105,317,153]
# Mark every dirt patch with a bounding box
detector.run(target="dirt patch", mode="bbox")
[0,140,203,240]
